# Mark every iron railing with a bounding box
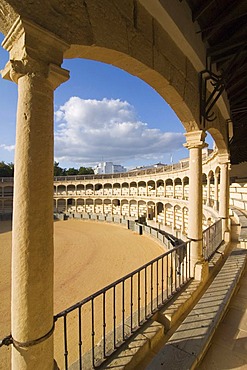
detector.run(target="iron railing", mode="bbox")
[53,242,191,369]
[202,219,223,260]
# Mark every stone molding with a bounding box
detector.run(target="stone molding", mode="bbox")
[184,130,208,150]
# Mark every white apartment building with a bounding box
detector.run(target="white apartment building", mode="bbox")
[94,161,126,174]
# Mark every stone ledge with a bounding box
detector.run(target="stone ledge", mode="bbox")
[145,248,247,370]
[101,321,164,370]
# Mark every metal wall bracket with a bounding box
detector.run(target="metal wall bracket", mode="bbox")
[199,69,225,128]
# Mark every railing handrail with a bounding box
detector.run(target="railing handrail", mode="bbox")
[54,241,188,319]
[202,218,221,234]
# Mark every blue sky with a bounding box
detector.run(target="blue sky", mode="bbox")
[0,33,212,170]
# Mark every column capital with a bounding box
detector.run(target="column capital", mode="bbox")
[1,17,69,88]
[218,152,230,165]
[183,130,208,150]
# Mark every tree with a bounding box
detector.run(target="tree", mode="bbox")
[78,166,94,175]
[54,162,65,176]
[0,161,14,177]
[65,167,79,176]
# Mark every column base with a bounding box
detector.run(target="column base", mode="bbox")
[193,261,209,281]
[224,230,231,243]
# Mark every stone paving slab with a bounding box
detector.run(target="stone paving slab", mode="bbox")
[145,248,247,370]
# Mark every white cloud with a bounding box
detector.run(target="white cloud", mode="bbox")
[54,97,185,166]
[0,144,15,151]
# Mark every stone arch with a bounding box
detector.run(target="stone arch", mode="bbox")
[85,183,93,195]
[57,198,66,212]
[156,179,164,197]
[121,182,129,196]
[165,178,173,198]
[103,198,111,214]
[156,201,164,223]
[129,181,137,196]
[147,200,155,220]
[138,200,146,217]
[76,184,85,195]
[95,183,103,195]
[0,1,229,143]
[103,183,112,196]
[121,199,129,217]
[165,203,173,227]
[3,185,13,197]
[183,176,189,200]
[85,198,93,213]
[67,184,75,195]
[95,198,103,214]
[113,183,121,196]
[138,181,146,196]
[112,198,120,215]
[57,184,66,195]
[174,178,182,199]
[147,180,155,197]
[129,199,137,218]
[77,198,84,213]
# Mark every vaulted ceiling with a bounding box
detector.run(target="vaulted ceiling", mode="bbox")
[183,0,247,164]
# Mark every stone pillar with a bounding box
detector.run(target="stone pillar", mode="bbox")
[173,206,176,230]
[218,154,230,240]
[164,181,166,197]
[182,179,185,200]
[214,172,219,211]
[173,180,175,198]
[206,174,211,206]
[184,130,208,278]
[2,18,69,370]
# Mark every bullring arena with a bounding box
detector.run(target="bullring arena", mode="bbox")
[1,150,247,369]
[0,1,247,369]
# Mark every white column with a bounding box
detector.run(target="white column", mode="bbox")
[218,154,230,239]
[184,130,207,274]
[2,18,69,370]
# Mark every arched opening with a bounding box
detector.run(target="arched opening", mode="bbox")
[165,179,173,198]
[77,198,84,213]
[138,181,146,196]
[112,199,120,215]
[67,184,75,195]
[113,183,121,196]
[157,180,164,197]
[156,202,164,223]
[57,199,66,213]
[77,184,85,195]
[95,199,103,214]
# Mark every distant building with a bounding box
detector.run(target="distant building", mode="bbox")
[94,161,126,174]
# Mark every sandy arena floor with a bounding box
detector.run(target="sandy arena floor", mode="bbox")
[0,219,164,369]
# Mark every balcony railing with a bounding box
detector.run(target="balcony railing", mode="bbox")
[54,242,191,369]
[203,219,223,260]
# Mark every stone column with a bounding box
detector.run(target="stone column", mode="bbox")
[218,154,230,240]
[164,181,166,197]
[206,174,211,206]
[173,206,176,230]
[2,18,69,370]
[214,172,219,211]
[173,180,176,198]
[184,130,207,278]
[182,179,185,200]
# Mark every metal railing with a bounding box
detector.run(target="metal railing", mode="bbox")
[202,219,223,260]
[54,242,191,369]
